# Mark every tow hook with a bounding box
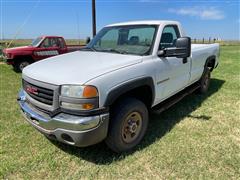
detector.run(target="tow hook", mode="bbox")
[17,91,26,101]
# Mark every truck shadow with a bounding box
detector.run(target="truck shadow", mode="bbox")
[49,78,225,164]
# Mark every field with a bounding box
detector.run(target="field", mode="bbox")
[0,45,239,179]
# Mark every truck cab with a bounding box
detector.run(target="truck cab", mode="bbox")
[30,36,68,60]
[18,20,219,153]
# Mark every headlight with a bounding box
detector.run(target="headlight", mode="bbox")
[61,85,98,98]
[4,52,11,59]
[7,53,11,58]
[60,85,98,111]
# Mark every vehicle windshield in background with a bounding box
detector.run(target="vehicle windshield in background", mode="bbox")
[87,25,158,55]
[30,37,43,47]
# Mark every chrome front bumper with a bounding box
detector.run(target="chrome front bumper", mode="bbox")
[18,90,109,147]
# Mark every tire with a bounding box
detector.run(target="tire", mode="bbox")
[13,60,30,72]
[105,97,149,153]
[198,68,211,94]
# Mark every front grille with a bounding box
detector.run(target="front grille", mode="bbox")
[23,80,54,105]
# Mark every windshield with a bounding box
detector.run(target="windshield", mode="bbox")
[30,37,43,47]
[87,25,158,56]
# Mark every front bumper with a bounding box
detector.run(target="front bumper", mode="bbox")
[1,51,7,59]
[2,57,14,65]
[18,90,109,147]
[6,59,14,65]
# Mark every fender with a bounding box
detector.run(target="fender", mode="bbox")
[12,51,33,59]
[104,77,155,107]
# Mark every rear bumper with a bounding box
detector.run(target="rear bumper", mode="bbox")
[18,90,109,147]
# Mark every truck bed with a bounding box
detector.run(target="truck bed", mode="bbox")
[192,43,219,51]
[191,43,219,59]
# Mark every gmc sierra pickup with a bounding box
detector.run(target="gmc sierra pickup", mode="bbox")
[18,20,219,153]
[3,36,85,72]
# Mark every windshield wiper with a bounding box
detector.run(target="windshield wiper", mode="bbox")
[100,48,128,54]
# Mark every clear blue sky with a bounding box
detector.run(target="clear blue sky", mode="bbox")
[1,0,239,40]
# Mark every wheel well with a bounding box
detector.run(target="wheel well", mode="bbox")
[15,56,34,63]
[111,85,153,109]
[206,56,216,71]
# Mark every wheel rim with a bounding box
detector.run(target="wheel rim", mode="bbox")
[121,111,142,144]
[19,61,29,71]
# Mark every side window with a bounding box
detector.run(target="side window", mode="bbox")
[50,38,59,47]
[40,38,50,48]
[159,25,180,50]
[40,38,59,48]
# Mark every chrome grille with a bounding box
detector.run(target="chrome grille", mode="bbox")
[23,80,54,105]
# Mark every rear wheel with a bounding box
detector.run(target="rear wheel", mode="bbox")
[14,60,30,72]
[105,98,148,153]
[198,68,211,94]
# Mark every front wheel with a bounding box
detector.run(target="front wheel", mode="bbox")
[105,98,149,153]
[14,61,30,72]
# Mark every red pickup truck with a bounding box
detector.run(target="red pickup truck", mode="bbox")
[3,36,85,72]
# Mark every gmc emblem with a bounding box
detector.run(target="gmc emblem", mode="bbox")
[26,85,38,95]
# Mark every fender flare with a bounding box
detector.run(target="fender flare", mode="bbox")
[13,55,34,63]
[204,55,216,70]
[104,77,155,107]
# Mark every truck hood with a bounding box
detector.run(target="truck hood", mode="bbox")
[23,51,143,85]
[4,46,32,53]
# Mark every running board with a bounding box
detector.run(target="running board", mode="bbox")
[152,82,200,114]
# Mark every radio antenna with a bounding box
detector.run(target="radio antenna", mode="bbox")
[76,12,80,45]
[7,0,40,48]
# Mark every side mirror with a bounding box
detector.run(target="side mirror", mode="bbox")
[158,37,191,58]
[86,37,91,44]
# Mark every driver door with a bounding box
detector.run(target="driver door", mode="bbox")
[34,37,60,61]
[155,25,191,102]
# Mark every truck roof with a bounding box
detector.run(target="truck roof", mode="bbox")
[106,20,180,27]
[40,35,63,38]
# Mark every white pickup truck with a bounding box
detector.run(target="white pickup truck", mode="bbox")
[18,20,219,152]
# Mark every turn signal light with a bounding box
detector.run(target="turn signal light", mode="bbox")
[83,86,98,98]
[82,103,95,110]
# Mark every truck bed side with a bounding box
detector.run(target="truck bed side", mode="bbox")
[189,43,219,83]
